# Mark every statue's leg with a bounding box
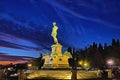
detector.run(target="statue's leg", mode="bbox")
[54,38,58,44]
[53,37,56,43]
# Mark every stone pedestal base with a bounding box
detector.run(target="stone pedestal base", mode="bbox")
[43,64,70,69]
[43,43,71,69]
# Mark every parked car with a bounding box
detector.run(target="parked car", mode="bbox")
[4,66,18,77]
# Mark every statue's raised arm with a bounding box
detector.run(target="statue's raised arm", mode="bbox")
[51,22,59,44]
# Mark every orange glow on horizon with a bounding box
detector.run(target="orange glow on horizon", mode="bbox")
[0,61,27,65]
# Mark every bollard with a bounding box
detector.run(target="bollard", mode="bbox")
[71,69,77,80]
[108,69,112,78]
[18,69,25,80]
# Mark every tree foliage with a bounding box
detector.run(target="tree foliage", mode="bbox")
[68,39,120,68]
[32,54,44,69]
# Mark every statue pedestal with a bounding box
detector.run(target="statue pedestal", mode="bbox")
[51,44,62,57]
[43,44,70,69]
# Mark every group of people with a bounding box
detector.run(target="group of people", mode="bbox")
[101,70,108,80]
[97,67,120,80]
[112,68,120,79]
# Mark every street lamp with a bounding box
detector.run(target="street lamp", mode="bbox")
[78,60,90,70]
[107,59,114,68]
[78,60,83,65]
[28,63,32,67]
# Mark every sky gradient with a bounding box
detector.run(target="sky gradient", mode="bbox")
[0,0,120,65]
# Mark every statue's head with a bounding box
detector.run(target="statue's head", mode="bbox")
[53,22,56,26]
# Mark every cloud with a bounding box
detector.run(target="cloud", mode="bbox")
[0,32,41,51]
[44,0,120,29]
[0,32,41,57]
[0,52,33,61]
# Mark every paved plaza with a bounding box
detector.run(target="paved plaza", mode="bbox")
[0,69,113,80]
[26,70,112,79]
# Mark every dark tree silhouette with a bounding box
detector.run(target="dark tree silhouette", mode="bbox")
[69,39,120,68]
[32,54,44,69]
[112,38,117,46]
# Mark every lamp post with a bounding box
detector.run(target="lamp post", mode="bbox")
[107,59,114,68]
[68,47,77,80]
[106,59,114,78]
